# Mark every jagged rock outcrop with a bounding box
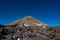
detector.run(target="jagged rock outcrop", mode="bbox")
[0,16,60,40]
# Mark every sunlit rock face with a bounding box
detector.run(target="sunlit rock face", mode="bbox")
[0,16,60,40]
[8,16,47,27]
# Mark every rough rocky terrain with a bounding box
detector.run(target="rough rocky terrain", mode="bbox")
[0,16,60,40]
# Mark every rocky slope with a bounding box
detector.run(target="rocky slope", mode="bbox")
[0,16,60,40]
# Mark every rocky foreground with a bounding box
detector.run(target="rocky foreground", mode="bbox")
[0,16,60,40]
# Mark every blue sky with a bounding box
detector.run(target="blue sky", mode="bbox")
[0,0,60,26]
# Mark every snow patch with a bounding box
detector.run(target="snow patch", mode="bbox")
[17,38,21,40]
[33,23,42,26]
[43,26,46,28]
[24,24,29,27]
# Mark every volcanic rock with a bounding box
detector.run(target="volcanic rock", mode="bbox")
[0,16,60,40]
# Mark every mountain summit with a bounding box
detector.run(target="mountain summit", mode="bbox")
[0,16,60,40]
[8,16,48,28]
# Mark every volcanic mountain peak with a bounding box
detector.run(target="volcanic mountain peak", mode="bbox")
[1,16,60,40]
[24,16,33,18]
[8,16,48,28]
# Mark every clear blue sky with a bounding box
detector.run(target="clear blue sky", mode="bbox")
[0,0,60,26]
